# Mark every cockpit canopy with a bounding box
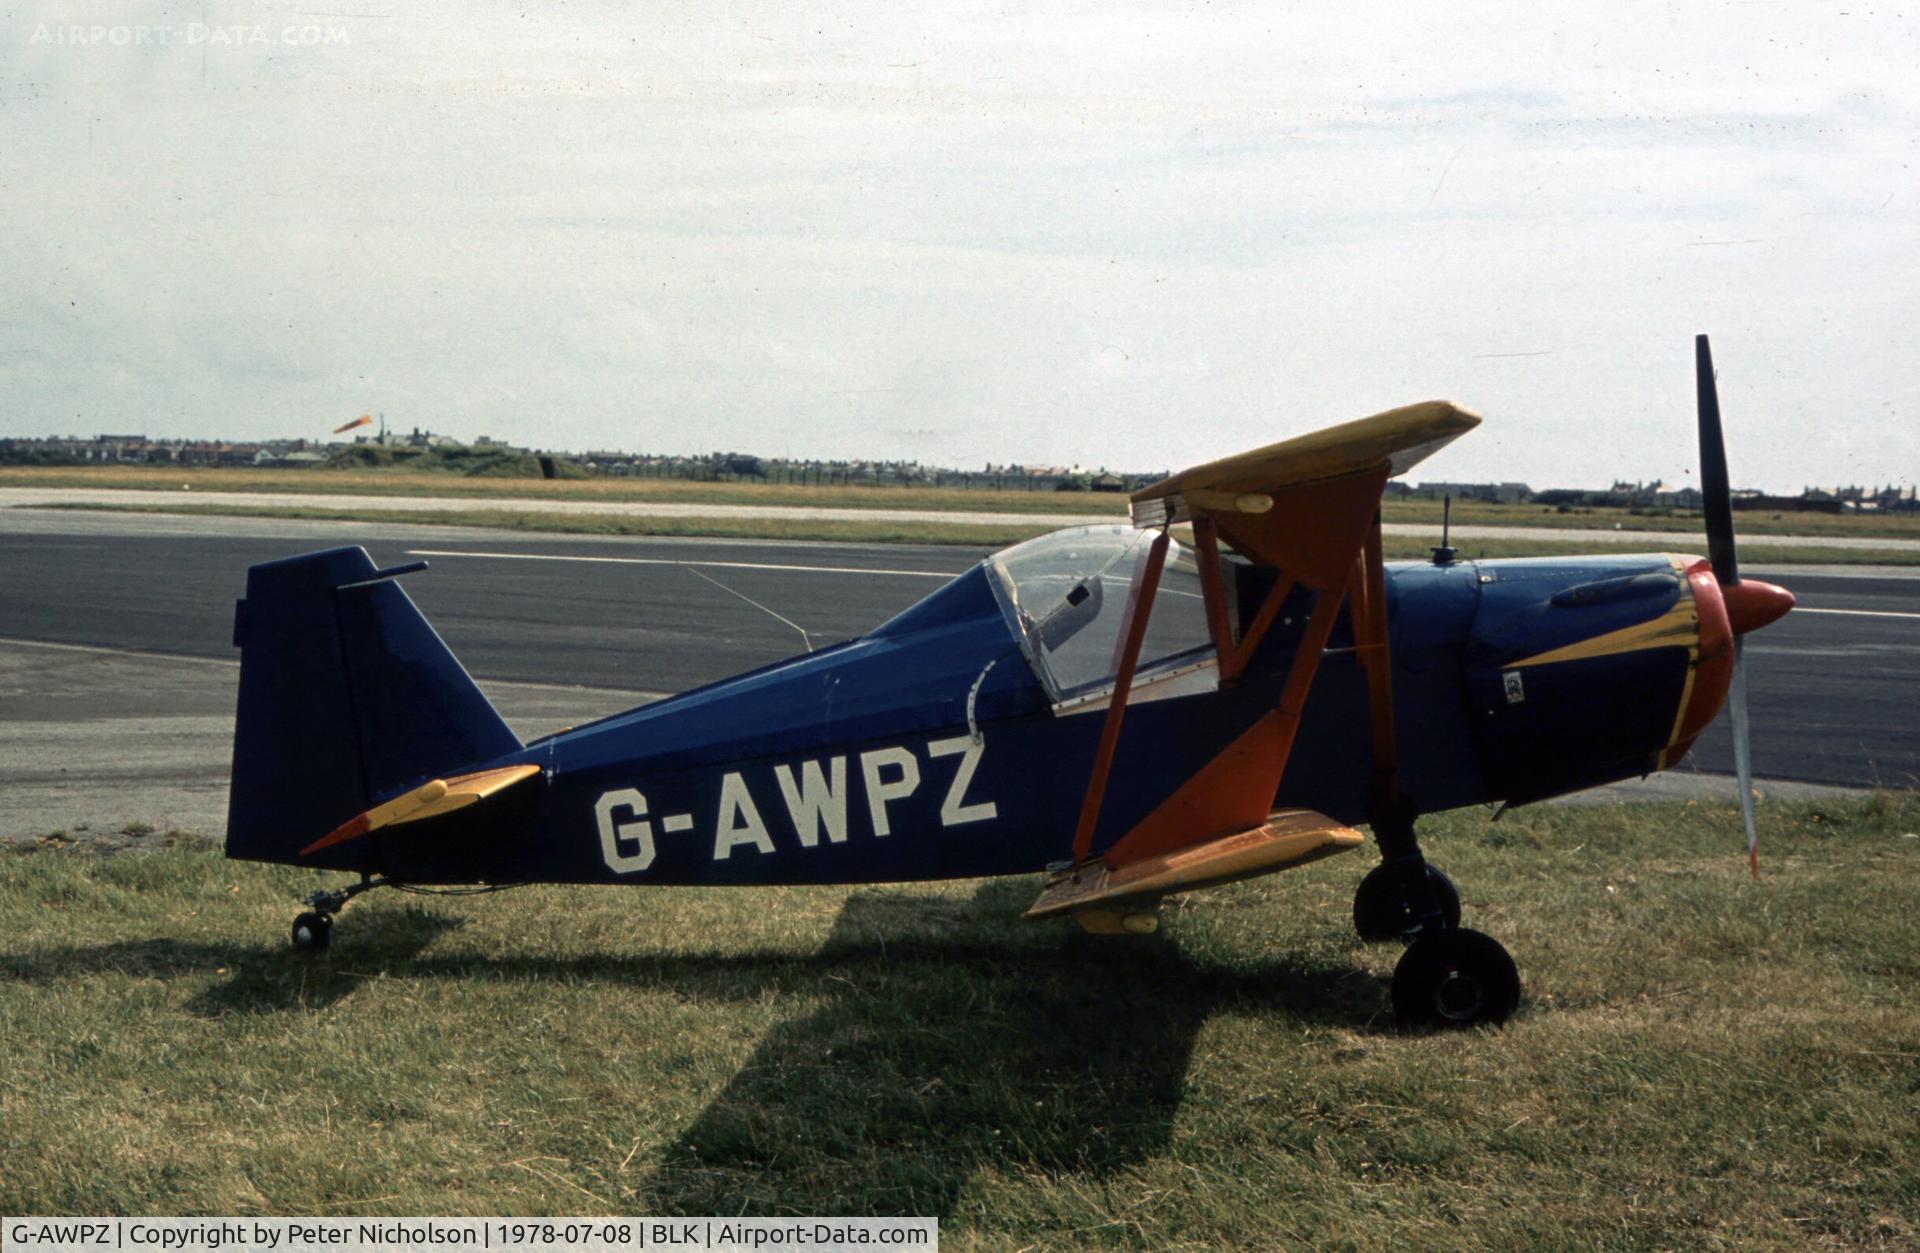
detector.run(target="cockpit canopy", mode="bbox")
[985,524,1215,702]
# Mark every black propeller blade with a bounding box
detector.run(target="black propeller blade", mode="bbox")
[1696,333,1758,878]
[1696,334,1739,588]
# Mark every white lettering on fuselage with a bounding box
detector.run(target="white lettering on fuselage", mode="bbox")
[593,735,1000,874]
[860,746,920,837]
[714,771,776,859]
[595,787,655,873]
[773,757,849,847]
[927,735,998,826]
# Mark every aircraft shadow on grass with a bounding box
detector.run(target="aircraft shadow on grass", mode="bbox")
[635,881,1389,1219]
[2,884,1385,1217]
[0,905,468,1015]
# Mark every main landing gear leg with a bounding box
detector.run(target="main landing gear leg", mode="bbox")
[290,874,388,952]
[1356,793,1520,1028]
[1353,792,1460,940]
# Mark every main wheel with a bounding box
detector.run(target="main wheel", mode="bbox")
[1391,928,1520,1028]
[1353,862,1461,941]
[291,911,333,951]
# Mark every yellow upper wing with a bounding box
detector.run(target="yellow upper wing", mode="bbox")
[1130,400,1482,528]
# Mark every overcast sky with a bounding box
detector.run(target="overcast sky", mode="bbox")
[3,2,1915,491]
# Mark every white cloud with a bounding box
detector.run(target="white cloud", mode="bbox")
[2,0,1915,489]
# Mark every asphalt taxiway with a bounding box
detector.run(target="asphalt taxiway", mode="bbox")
[1,508,1912,841]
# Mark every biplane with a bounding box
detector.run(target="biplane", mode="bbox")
[226,337,1793,1027]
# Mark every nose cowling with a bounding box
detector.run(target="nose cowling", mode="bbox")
[1661,559,1792,769]
[1722,578,1794,636]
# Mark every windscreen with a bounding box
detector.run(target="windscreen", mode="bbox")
[988,524,1214,700]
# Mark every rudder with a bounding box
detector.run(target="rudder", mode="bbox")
[226,547,522,867]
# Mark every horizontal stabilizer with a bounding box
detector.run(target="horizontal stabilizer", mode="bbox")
[300,763,542,856]
[1024,809,1364,920]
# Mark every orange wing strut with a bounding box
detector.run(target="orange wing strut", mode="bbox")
[1192,517,1236,663]
[1221,570,1298,685]
[1102,564,1354,867]
[1070,529,1171,865]
[1352,516,1401,804]
[1194,513,1304,686]
[1270,568,1354,748]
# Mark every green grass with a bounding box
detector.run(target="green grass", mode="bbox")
[7,465,1919,540]
[28,502,1051,549]
[4,796,1918,1245]
[24,500,1920,565]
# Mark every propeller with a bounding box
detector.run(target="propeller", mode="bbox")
[1696,334,1786,879]
[1696,335,1738,588]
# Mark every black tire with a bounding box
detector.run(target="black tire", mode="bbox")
[1391,928,1520,1028]
[1353,862,1461,941]
[291,911,332,951]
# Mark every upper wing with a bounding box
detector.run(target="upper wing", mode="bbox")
[1129,400,1482,528]
[1043,400,1482,895]
[1129,400,1481,588]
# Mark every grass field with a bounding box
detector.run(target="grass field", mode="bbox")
[5,464,1919,541]
[28,500,1920,567]
[4,796,1917,1245]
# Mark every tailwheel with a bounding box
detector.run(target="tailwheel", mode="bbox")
[287,877,386,951]
[1353,861,1460,941]
[1391,927,1520,1028]
[290,911,333,952]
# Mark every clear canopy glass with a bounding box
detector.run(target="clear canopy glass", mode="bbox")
[987,524,1215,700]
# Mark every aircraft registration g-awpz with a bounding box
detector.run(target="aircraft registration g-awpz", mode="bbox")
[226,337,1793,1027]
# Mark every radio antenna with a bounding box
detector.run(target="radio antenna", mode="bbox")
[1431,494,1459,565]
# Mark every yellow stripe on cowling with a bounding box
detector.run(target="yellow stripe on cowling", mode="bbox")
[1656,665,1699,770]
[1657,555,1702,770]
[1506,597,1699,670]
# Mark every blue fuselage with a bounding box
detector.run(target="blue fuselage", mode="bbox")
[375,551,1707,887]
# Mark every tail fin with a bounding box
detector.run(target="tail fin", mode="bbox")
[226,546,523,868]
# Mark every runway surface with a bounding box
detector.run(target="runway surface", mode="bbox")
[1,508,1912,840]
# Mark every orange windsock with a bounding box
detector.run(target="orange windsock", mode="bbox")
[333,414,373,434]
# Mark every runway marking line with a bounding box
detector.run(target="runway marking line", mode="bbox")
[0,636,239,667]
[404,548,958,579]
[1791,607,1920,621]
[0,635,666,701]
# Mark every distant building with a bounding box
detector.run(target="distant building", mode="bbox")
[1599,480,1701,509]
[93,434,149,461]
[1412,481,1533,504]
[260,449,328,467]
[1873,484,1919,512]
